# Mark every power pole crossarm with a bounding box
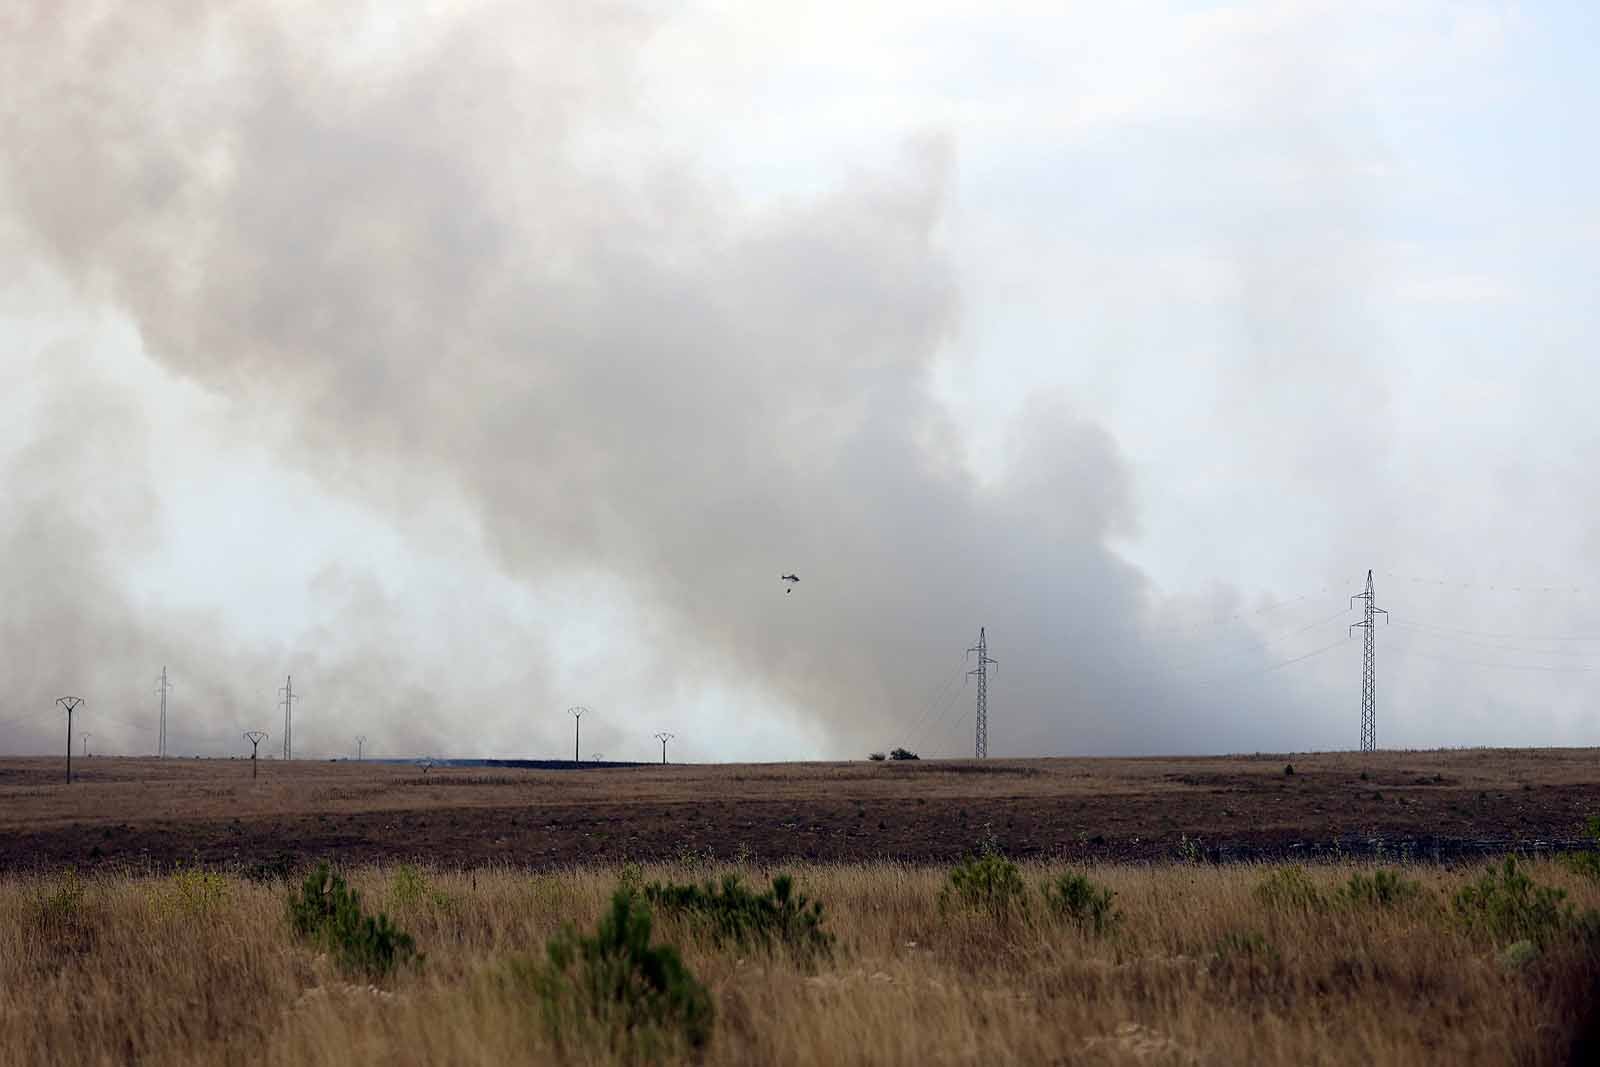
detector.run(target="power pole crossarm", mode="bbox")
[967,627,998,758]
[1349,569,1390,753]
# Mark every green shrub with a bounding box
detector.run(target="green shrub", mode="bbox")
[1566,851,1600,883]
[1044,872,1119,936]
[1254,866,1324,912]
[867,752,887,762]
[941,854,1028,919]
[889,747,919,761]
[1452,857,1573,946]
[30,869,95,957]
[644,873,832,960]
[1560,816,1600,882]
[1214,929,1276,962]
[288,862,419,978]
[153,867,230,918]
[1176,834,1204,864]
[36,869,86,927]
[523,888,713,1058]
[390,864,455,912]
[1334,869,1424,910]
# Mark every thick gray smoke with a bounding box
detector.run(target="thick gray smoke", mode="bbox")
[0,3,1330,759]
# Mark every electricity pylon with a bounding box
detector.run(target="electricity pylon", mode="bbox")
[654,732,674,764]
[967,628,998,758]
[155,666,171,759]
[279,676,296,761]
[1349,569,1389,753]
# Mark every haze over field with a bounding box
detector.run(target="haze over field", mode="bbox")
[1,2,1597,762]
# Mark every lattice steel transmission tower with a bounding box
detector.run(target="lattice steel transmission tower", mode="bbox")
[155,666,171,759]
[967,627,998,758]
[1349,570,1388,753]
[279,676,296,761]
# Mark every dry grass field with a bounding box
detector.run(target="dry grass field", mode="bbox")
[4,857,1600,1066]
[1,748,1597,871]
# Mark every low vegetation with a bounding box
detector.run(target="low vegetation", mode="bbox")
[515,888,713,1059]
[644,873,833,961]
[3,858,1600,1065]
[287,862,420,979]
[1043,871,1119,935]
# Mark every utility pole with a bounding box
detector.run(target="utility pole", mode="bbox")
[654,732,674,764]
[244,731,268,779]
[355,735,366,761]
[57,697,82,783]
[81,734,90,758]
[568,706,587,765]
[155,666,171,759]
[1350,569,1389,753]
[967,627,998,758]
[279,676,296,761]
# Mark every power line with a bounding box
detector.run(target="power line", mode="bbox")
[1161,603,1354,674]
[1191,635,1351,687]
[1380,569,1590,595]
[1390,622,1599,659]
[919,672,971,754]
[898,657,969,749]
[1143,587,1334,635]
[1388,643,1598,674]
[1390,617,1600,642]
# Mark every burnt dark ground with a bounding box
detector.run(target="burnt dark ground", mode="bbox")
[1,749,1597,872]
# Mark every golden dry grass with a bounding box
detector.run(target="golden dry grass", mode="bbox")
[3,857,1597,1066]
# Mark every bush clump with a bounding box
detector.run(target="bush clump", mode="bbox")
[1254,866,1324,912]
[867,752,887,762]
[889,747,920,761]
[153,867,230,918]
[941,854,1028,919]
[1334,869,1425,910]
[1561,816,1600,883]
[287,862,419,978]
[390,864,456,912]
[521,888,713,1058]
[644,873,832,961]
[1044,872,1120,936]
[1452,857,1578,947]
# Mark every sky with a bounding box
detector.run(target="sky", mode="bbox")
[1,1,1596,763]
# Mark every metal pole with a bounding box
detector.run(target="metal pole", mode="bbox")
[568,706,587,766]
[244,731,268,779]
[57,697,82,784]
